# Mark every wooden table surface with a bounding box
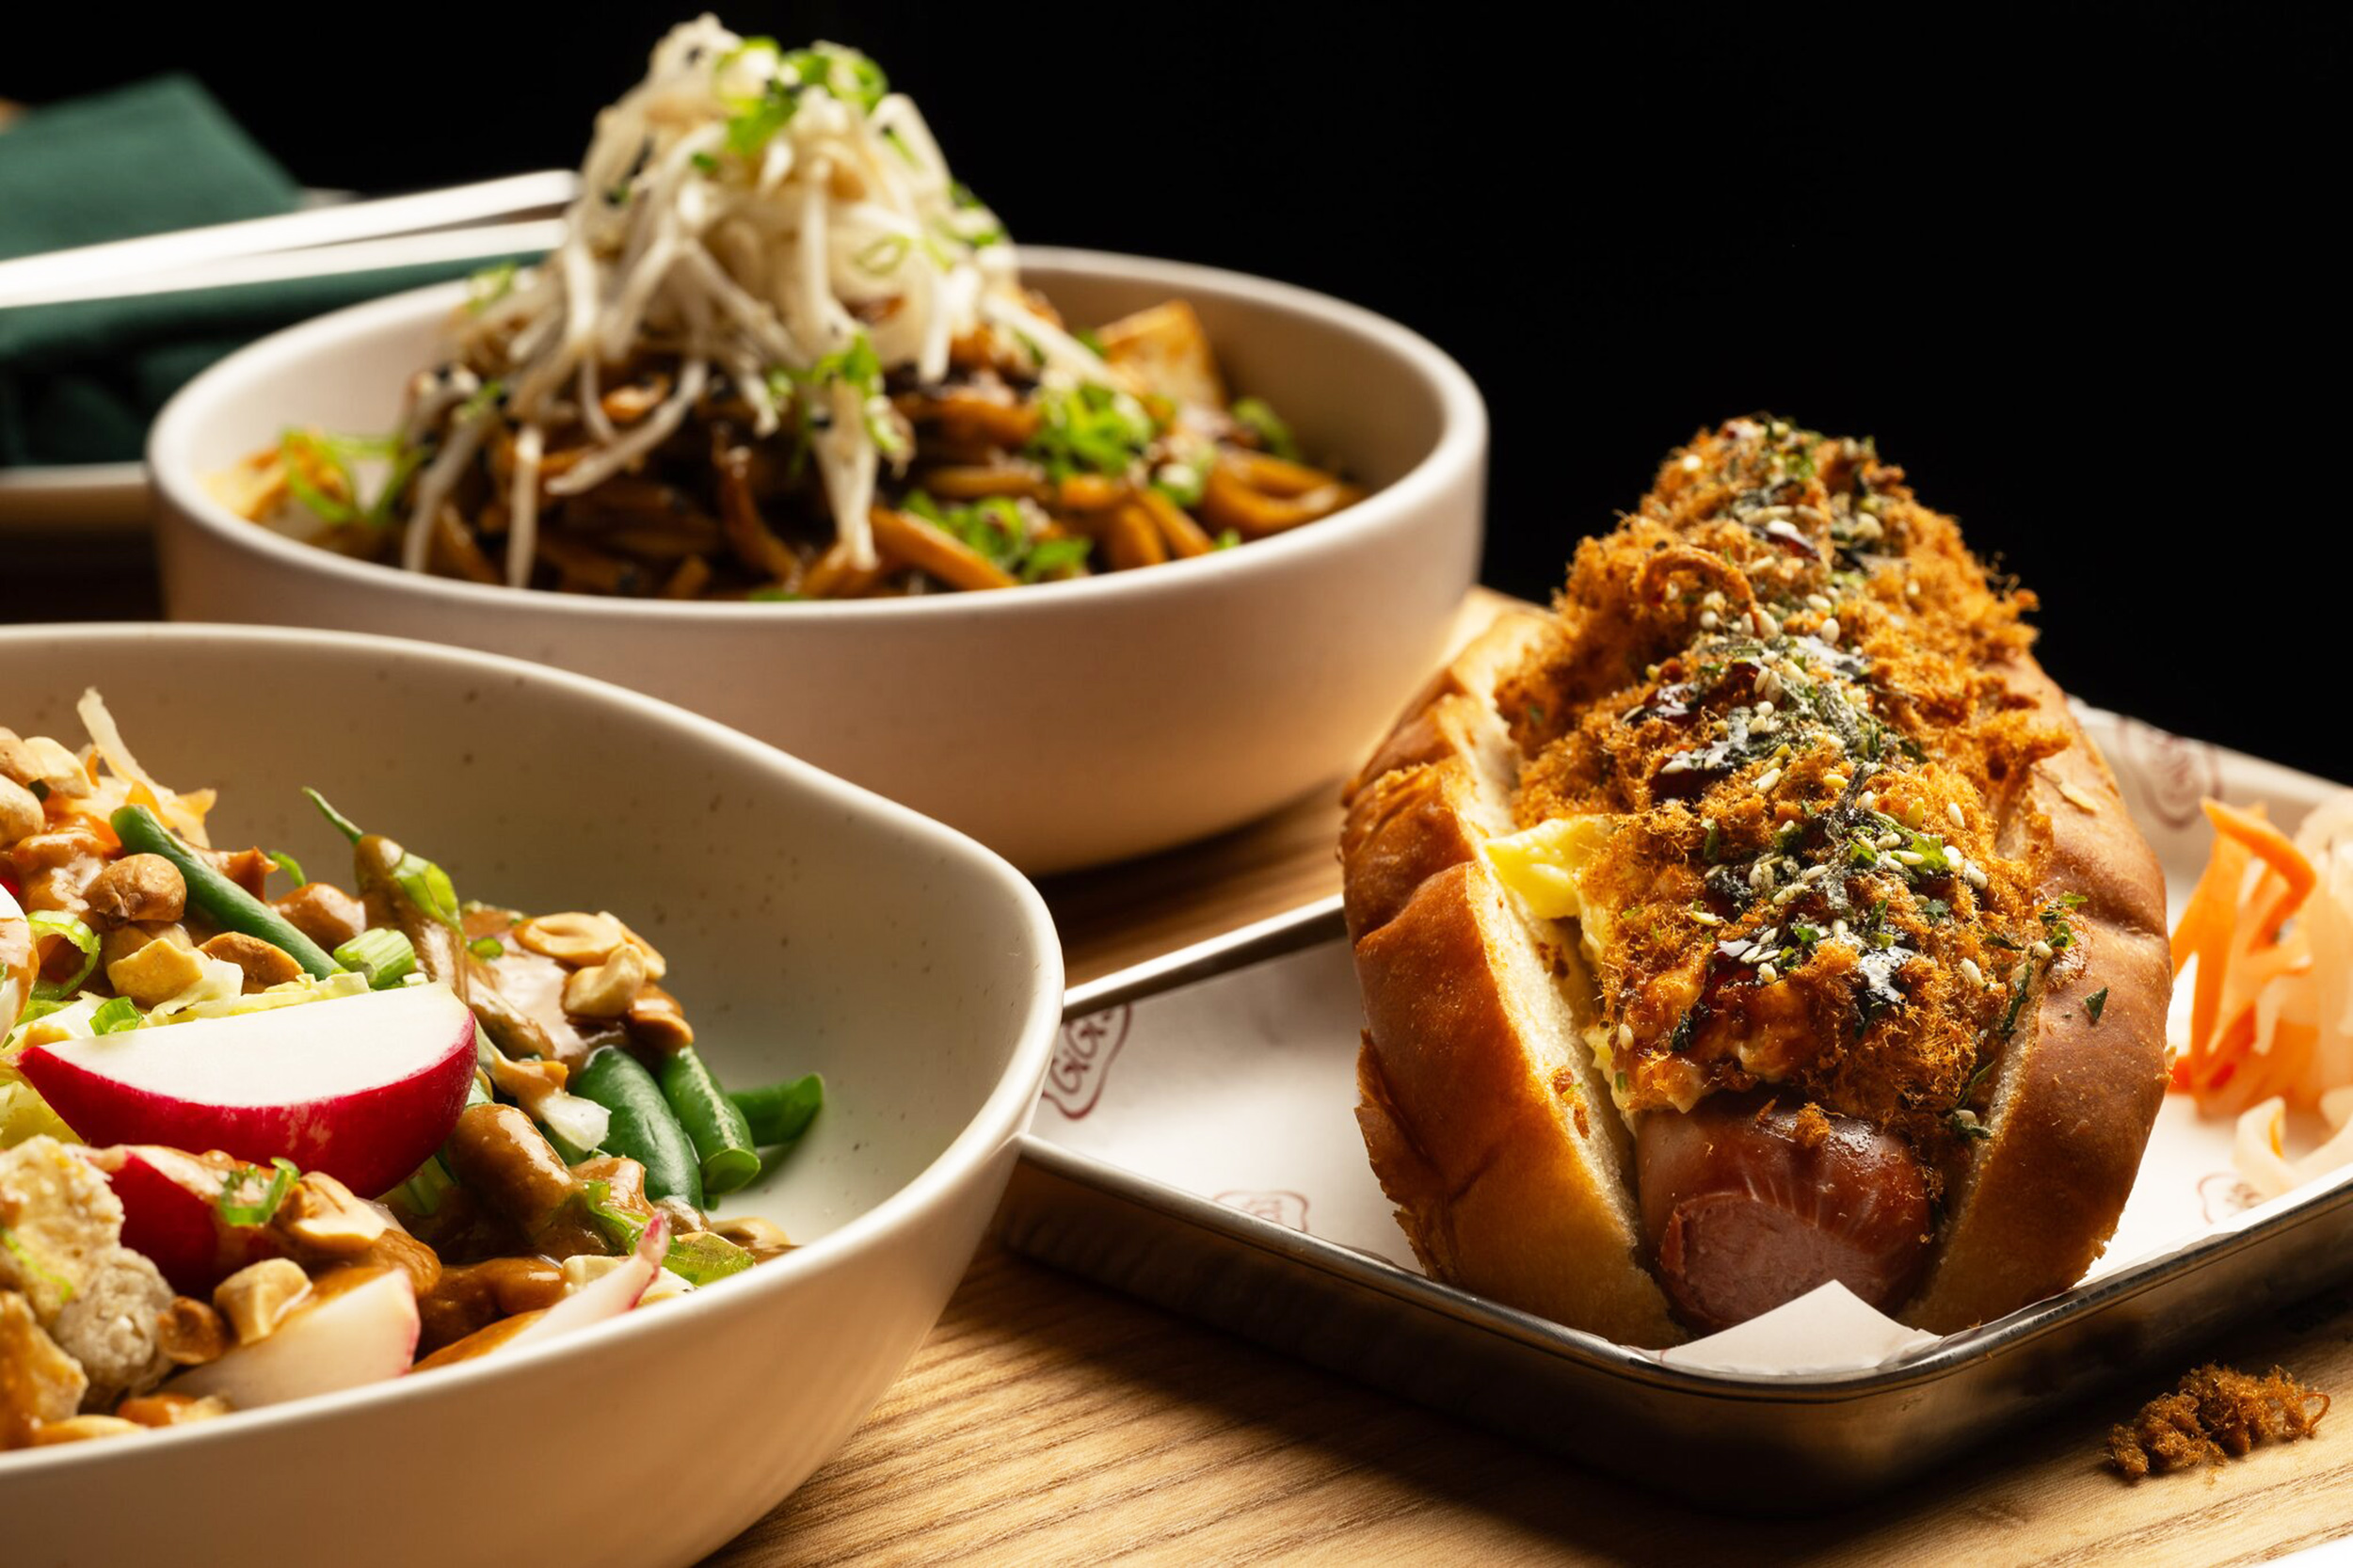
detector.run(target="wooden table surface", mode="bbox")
[21,571,2350,1563]
[701,593,2353,1567]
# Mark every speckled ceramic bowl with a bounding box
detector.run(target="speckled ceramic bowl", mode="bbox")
[150,248,1486,873]
[0,623,1061,1568]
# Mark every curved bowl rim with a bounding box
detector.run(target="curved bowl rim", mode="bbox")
[0,619,1064,1479]
[148,246,1488,624]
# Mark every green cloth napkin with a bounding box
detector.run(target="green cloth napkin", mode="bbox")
[0,76,528,467]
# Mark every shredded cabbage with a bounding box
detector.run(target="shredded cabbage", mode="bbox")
[429,15,1114,584]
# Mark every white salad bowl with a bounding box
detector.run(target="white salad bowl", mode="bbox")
[150,248,1486,874]
[0,624,1061,1568]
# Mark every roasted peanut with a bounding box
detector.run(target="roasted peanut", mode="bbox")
[0,731,90,798]
[105,936,207,1008]
[114,1391,232,1428]
[606,914,667,981]
[200,932,304,993]
[0,776,40,848]
[712,1215,793,1261]
[562,941,648,1018]
[84,854,187,926]
[515,910,626,967]
[624,985,694,1050]
[213,1259,312,1347]
[29,1416,142,1446]
[156,1297,231,1367]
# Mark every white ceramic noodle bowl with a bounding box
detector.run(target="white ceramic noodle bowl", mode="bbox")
[150,248,1486,873]
[0,625,1061,1568]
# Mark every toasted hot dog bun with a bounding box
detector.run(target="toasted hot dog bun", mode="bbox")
[1342,419,2169,1347]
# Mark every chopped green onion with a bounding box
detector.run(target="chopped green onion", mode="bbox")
[664,1230,754,1287]
[1229,396,1301,461]
[216,1158,299,1228]
[2086,986,2110,1024]
[88,997,142,1035]
[1026,382,1158,481]
[1020,536,1093,584]
[267,850,306,887]
[25,913,99,1001]
[334,928,418,990]
[392,1157,456,1218]
[467,936,506,961]
[853,234,911,276]
[466,262,518,313]
[1212,529,1241,551]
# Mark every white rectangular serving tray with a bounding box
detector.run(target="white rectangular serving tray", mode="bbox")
[998,707,2350,1511]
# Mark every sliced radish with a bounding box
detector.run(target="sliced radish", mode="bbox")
[95,1144,287,1295]
[504,1211,668,1350]
[167,1266,419,1409]
[18,984,475,1196]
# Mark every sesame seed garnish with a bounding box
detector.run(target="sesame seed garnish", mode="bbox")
[1960,957,1984,987]
[1831,919,1849,939]
[1894,850,1926,866]
[1963,863,1990,889]
[1753,608,1782,638]
[1755,699,1776,715]
[1757,962,1780,984]
[1690,909,1722,926]
[1752,927,1780,950]
[1875,831,1904,850]
[1858,792,1878,810]
[1755,768,1784,792]
[1702,589,1726,611]
[1617,1023,1634,1049]
[1806,593,1833,613]
[1698,610,1720,631]
[1947,802,1966,829]
[1823,773,1849,792]
[1906,579,1921,598]
[1773,887,1799,905]
[2030,939,2055,960]
[1801,864,1830,883]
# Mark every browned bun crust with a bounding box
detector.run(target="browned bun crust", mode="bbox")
[1902,656,2170,1332]
[1344,616,1684,1348]
[1342,612,2171,1344]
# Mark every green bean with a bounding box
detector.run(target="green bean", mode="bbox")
[110,806,342,979]
[573,1046,703,1207]
[729,1073,824,1150]
[658,1047,760,1197]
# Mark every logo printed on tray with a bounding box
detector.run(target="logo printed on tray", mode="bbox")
[1042,1006,1130,1119]
[1215,1190,1311,1233]
[2117,717,2225,832]
[2198,1170,2262,1224]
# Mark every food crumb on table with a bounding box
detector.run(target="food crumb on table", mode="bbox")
[2106,1364,2329,1480]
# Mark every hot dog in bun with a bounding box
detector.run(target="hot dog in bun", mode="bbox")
[1342,417,2169,1346]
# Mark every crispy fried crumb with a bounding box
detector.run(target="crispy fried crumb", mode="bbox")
[1788,1103,1833,1150]
[2106,1364,2329,1480]
[1492,415,2075,1173]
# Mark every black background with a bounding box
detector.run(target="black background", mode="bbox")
[12,3,2347,778]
